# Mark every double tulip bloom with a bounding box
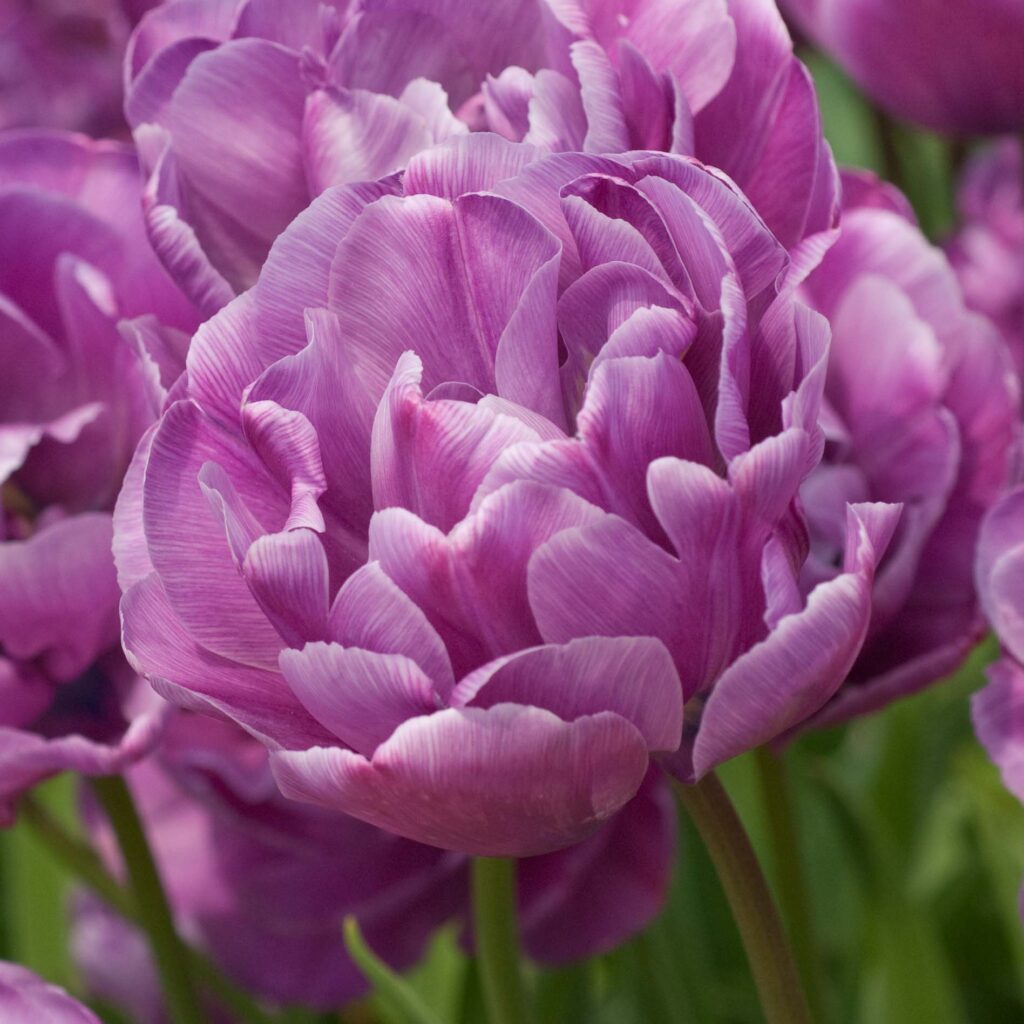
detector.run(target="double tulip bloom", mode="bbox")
[118,126,899,856]
[0,131,197,821]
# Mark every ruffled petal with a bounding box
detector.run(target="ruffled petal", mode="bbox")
[272,704,650,856]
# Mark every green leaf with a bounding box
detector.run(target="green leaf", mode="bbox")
[0,775,76,988]
[344,917,448,1024]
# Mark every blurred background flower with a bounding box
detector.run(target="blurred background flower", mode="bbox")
[0,0,158,135]
[0,959,100,1022]
[947,139,1024,380]
[781,0,1024,136]
[795,170,1019,730]
[0,130,196,823]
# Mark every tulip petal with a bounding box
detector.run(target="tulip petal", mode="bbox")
[272,704,650,856]
[143,401,286,669]
[243,529,331,647]
[451,636,683,752]
[326,191,563,421]
[122,573,327,750]
[280,643,441,756]
[302,87,433,195]
[690,502,900,777]
[972,658,1024,804]
[328,562,455,694]
[159,39,309,290]
[372,352,541,531]
[404,132,538,198]
[370,481,605,676]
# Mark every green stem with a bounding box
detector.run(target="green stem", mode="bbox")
[21,793,276,1024]
[471,858,530,1024]
[755,748,823,1021]
[90,776,204,1024]
[19,795,134,918]
[672,774,812,1024]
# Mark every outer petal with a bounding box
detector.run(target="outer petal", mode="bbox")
[142,401,290,669]
[0,705,167,828]
[137,130,236,318]
[693,0,794,186]
[272,704,650,856]
[159,39,309,290]
[121,573,328,751]
[689,502,900,777]
[977,487,1024,666]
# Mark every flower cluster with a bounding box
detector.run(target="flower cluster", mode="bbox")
[3,0,1024,1017]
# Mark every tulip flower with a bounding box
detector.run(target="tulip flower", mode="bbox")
[119,135,895,855]
[782,0,1024,136]
[0,130,197,822]
[793,172,1018,731]
[124,0,837,313]
[0,962,100,1023]
[947,138,1024,379]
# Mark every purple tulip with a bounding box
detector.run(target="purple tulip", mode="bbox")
[0,962,100,1023]
[0,0,158,135]
[948,139,1024,380]
[782,0,1024,136]
[0,130,198,822]
[792,172,1019,732]
[71,713,675,1016]
[124,0,837,313]
[119,134,896,856]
